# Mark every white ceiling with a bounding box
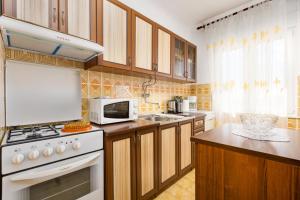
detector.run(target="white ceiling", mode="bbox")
[150,0,253,26]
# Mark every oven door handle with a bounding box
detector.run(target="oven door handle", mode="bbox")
[10,152,101,182]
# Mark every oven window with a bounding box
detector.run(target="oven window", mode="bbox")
[30,168,90,200]
[104,101,129,118]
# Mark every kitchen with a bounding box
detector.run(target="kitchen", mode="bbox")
[1,0,300,200]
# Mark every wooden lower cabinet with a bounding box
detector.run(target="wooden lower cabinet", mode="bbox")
[105,121,196,199]
[195,144,300,200]
[136,128,158,200]
[179,120,193,175]
[158,123,178,190]
[105,132,136,200]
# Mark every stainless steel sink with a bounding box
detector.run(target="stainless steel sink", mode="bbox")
[139,114,184,123]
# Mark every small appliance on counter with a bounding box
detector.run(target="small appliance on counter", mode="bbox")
[174,96,184,113]
[89,98,138,125]
[188,96,197,112]
[167,100,176,114]
[182,100,190,112]
[168,96,184,114]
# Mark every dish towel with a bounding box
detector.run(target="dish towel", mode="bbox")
[232,127,290,142]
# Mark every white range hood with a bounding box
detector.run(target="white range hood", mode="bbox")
[0,15,104,62]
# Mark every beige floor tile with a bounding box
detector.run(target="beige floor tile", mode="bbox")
[154,170,195,200]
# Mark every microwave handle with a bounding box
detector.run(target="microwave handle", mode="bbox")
[10,152,101,182]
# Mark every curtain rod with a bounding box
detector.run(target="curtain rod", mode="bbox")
[196,0,272,30]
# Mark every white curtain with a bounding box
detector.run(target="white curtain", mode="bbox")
[203,0,300,125]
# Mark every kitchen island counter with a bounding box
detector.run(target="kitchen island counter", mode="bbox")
[191,124,300,200]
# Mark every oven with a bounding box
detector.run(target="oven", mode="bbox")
[89,98,138,125]
[2,150,103,200]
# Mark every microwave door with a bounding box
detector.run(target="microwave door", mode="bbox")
[104,101,129,119]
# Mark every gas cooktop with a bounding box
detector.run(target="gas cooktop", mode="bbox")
[6,125,61,143]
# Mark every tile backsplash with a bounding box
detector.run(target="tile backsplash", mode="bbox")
[195,84,212,111]
[6,49,194,121]
[80,71,195,120]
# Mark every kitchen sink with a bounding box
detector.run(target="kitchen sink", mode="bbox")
[139,114,184,123]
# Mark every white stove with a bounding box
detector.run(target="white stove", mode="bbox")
[1,125,104,200]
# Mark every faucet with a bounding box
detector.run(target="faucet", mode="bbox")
[142,67,160,109]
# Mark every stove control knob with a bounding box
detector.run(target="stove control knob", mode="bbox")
[11,153,25,165]
[72,141,81,150]
[56,144,66,154]
[28,150,40,160]
[43,147,54,157]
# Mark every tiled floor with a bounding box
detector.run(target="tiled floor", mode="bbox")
[154,170,195,200]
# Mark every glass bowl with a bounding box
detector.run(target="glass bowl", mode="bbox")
[240,113,278,136]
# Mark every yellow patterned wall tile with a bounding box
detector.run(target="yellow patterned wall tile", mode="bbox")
[5,49,13,59]
[73,61,84,68]
[102,85,113,97]
[81,84,88,98]
[81,110,89,121]
[81,98,89,111]
[102,72,113,86]
[80,70,88,84]
[56,57,74,67]
[88,71,101,85]
[13,49,36,62]
[89,84,101,98]
[36,54,56,65]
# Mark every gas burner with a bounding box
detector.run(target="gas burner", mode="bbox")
[7,125,60,143]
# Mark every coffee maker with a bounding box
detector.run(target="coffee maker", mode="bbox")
[168,96,183,113]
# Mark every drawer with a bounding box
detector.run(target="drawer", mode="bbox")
[194,119,204,129]
[194,128,204,136]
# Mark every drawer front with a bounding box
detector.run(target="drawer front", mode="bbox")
[194,129,204,136]
[194,119,204,129]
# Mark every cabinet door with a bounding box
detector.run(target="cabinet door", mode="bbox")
[186,43,197,82]
[3,0,58,30]
[67,0,96,40]
[132,11,155,74]
[136,128,158,200]
[173,36,186,80]
[179,121,193,175]
[97,0,131,70]
[159,124,178,190]
[105,133,136,200]
[156,26,172,77]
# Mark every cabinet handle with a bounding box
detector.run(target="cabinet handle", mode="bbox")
[61,10,65,26]
[52,8,57,23]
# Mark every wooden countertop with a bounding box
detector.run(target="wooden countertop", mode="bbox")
[191,123,300,166]
[94,119,160,137]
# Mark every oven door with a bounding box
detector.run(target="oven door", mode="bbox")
[101,100,133,124]
[2,151,103,200]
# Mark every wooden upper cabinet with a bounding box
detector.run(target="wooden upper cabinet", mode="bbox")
[156,26,172,77]
[186,42,197,82]
[2,0,96,40]
[132,11,155,74]
[173,36,186,81]
[2,0,59,30]
[67,0,96,40]
[97,0,131,70]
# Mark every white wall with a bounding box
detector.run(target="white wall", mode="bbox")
[196,31,210,84]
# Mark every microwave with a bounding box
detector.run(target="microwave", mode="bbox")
[89,98,138,125]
